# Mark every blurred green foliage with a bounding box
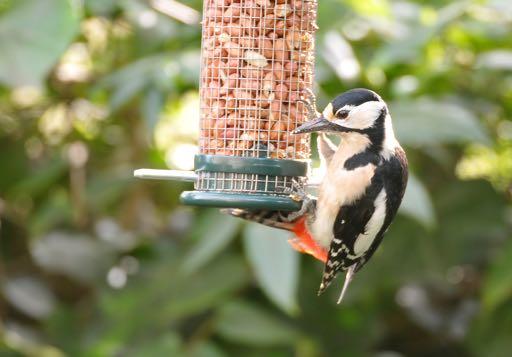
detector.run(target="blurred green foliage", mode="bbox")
[1,0,512,356]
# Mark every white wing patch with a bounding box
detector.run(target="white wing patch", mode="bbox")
[352,189,387,257]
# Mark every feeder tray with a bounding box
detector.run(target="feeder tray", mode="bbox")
[135,0,318,211]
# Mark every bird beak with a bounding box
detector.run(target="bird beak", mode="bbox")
[292,116,336,134]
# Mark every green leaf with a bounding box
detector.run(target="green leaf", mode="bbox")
[372,28,431,67]
[141,88,165,134]
[215,301,298,346]
[29,190,73,236]
[391,99,490,147]
[243,223,299,315]
[399,173,436,228]
[158,256,249,322]
[95,255,249,347]
[127,333,182,357]
[31,231,115,283]
[99,52,199,111]
[0,0,80,87]
[85,0,118,15]
[10,157,67,198]
[182,210,240,274]
[100,55,166,110]
[372,2,467,67]
[187,342,226,357]
[483,238,512,311]
[86,171,132,212]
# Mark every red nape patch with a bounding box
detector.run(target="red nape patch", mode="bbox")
[288,217,328,263]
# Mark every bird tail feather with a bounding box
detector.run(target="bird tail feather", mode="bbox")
[337,264,356,304]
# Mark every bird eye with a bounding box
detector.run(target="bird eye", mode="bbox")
[336,109,349,119]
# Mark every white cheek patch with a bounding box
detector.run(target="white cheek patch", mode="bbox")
[344,101,385,130]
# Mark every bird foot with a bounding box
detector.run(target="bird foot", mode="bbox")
[286,194,316,222]
[298,88,319,120]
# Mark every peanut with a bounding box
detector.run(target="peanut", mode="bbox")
[244,50,268,67]
[200,0,316,159]
[273,38,289,62]
[274,83,288,101]
[275,4,292,17]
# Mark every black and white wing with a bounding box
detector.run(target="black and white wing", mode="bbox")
[318,177,384,294]
[356,147,408,268]
[318,148,408,295]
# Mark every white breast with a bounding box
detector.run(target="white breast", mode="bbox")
[311,133,376,249]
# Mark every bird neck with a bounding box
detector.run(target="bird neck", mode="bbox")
[335,132,372,162]
[381,114,399,160]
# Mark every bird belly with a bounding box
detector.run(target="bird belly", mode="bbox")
[312,163,376,249]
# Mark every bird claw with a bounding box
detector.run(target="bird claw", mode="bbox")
[286,194,316,222]
[298,88,319,120]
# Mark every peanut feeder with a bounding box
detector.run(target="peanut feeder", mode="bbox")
[135,0,318,210]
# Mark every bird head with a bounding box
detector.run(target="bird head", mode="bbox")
[293,88,388,136]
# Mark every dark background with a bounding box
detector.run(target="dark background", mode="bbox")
[1,0,512,356]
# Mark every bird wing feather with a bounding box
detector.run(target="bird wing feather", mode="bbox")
[318,195,377,294]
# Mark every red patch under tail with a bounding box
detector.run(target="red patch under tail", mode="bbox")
[289,217,328,263]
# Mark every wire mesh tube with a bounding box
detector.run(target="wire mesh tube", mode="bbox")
[192,0,318,203]
[200,0,316,159]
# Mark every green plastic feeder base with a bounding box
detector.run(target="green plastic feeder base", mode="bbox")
[179,154,308,211]
[180,191,302,211]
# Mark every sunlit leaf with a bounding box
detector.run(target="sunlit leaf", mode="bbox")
[215,300,298,346]
[476,50,512,71]
[243,223,299,315]
[456,142,512,191]
[391,99,490,147]
[182,210,240,274]
[2,276,56,319]
[345,0,391,18]
[0,0,80,87]
[322,31,360,81]
[399,173,436,228]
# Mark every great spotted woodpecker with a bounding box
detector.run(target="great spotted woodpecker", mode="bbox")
[226,88,408,303]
